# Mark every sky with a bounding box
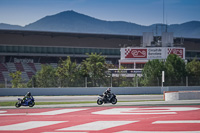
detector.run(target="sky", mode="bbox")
[0,0,200,26]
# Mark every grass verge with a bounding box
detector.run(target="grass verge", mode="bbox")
[0,101,96,106]
[0,100,163,106]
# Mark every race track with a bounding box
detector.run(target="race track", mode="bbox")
[0,95,163,102]
[0,105,200,133]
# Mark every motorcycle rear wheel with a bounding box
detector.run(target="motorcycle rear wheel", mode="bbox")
[28,102,35,107]
[97,99,103,105]
[15,102,21,108]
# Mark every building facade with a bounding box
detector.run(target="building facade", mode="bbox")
[0,29,200,82]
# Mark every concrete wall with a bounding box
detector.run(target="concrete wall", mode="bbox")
[0,86,200,96]
[165,91,200,101]
[162,86,200,92]
[0,87,160,96]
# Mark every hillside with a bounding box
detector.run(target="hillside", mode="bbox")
[0,10,199,38]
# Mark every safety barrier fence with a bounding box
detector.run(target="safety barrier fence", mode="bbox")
[0,76,200,88]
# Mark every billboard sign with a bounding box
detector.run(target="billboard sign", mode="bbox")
[167,48,184,58]
[125,49,147,58]
[121,47,185,60]
[110,69,142,74]
[147,48,165,59]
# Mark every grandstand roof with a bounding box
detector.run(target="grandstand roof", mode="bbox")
[0,29,200,51]
[0,29,141,48]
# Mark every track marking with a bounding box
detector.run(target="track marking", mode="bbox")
[42,132,87,133]
[0,121,66,131]
[0,111,6,113]
[92,107,200,115]
[28,108,88,115]
[43,132,87,133]
[115,131,200,133]
[0,113,27,116]
[58,121,137,131]
[0,108,88,116]
[153,120,200,124]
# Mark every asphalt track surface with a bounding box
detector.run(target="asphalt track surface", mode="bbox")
[0,105,200,132]
[0,95,200,132]
[0,95,200,109]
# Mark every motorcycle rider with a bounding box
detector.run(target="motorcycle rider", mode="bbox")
[103,88,111,101]
[22,92,32,103]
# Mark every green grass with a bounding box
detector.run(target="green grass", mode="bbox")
[36,101,96,105]
[0,101,96,106]
[0,100,163,106]
[120,100,164,102]
[0,101,17,106]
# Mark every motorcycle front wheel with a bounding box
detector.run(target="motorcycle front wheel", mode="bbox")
[28,102,35,107]
[111,98,117,104]
[15,102,21,108]
[97,99,103,105]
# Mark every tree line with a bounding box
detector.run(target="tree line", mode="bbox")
[9,53,200,88]
[141,54,200,86]
[10,53,109,88]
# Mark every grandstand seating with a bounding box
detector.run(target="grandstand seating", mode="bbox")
[0,63,58,83]
[27,72,35,79]
[0,63,8,71]
[22,63,31,72]
[2,71,12,81]
[34,63,42,71]
[27,63,37,72]
[0,72,4,82]
[50,63,58,68]
[6,63,17,72]
[15,63,24,71]
[21,72,29,81]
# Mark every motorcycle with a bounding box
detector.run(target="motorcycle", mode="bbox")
[97,93,117,105]
[15,96,35,108]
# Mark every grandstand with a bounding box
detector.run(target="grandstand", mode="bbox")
[0,29,200,84]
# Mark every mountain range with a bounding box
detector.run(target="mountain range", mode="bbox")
[0,10,200,38]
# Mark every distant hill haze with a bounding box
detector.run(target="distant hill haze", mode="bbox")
[0,10,200,38]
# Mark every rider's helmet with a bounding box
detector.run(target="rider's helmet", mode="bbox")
[26,92,31,97]
[107,88,111,92]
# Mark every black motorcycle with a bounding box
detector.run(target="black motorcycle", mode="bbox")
[97,93,117,105]
[15,96,35,108]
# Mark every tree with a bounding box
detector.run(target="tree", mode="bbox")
[34,64,57,87]
[111,66,131,87]
[56,56,80,87]
[186,58,200,86]
[164,54,187,86]
[9,71,26,88]
[186,58,200,76]
[141,59,165,86]
[27,75,36,88]
[141,54,187,86]
[80,53,108,87]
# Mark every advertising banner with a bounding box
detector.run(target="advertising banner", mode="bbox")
[124,48,147,58]
[147,48,165,59]
[167,48,185,59]
[121,47,185,60]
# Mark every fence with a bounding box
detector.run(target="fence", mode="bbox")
[1,76,200,88]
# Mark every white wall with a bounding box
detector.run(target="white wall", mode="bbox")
[165,91,200,101]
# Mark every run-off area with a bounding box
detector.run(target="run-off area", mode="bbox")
[0,106,200,133]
